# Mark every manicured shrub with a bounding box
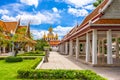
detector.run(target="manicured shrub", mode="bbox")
[5,56,23,63]
[18,69,107,80]
[22,56,38,60]
[17,51,45,56]
[0,57,6,60]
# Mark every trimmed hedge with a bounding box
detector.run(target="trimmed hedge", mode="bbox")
[0,57,6,60]
[18,57,42,69]
[17,69,107,80]
[5,56,23,63]
[17,51,45,56]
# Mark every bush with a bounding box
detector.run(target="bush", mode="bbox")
[0,57,6,60]
[17,51,45,56]
[17,69,107,80]
[5,56,23,63]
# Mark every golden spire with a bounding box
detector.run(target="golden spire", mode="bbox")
[43,32,46,38]
[48,26,53,33]
[55,33,58,39]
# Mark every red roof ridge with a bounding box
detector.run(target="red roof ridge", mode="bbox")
[79,0,109,28]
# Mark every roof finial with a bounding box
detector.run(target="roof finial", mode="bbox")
[49,25,53,33]
[18,18,21,25]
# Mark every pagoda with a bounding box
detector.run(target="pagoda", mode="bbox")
[43,26,60,50]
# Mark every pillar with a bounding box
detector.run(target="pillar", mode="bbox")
[27,45,30,52]
[83,43,85,54]
[92,29,98,64]
[107,29,113,64]
[69,40,73,56]
[102,40,105,55]
[76,38,79,60]
[63,43,65,54]
[3,47,6,53]
[102,39,105,64]
[115,38,119,58]
[0,47,1,53]
[61,43,64,54]
[98,40,101,55]
[86,33,90,62]
[65,42,68,55]
[12,43,14,52]
[60,44,62,54]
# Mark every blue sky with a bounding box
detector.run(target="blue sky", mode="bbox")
[0,0,96,39]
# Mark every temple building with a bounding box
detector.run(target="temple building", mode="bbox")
[58,0,120,66]
[43,26,60,50]
[0,19,36,55]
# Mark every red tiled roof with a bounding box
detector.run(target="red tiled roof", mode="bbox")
[79,0,108,28]
[49,40,60,46]
[4,22,17,33]
[0,20,7,31]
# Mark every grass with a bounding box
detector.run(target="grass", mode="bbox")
[0,59,35,80]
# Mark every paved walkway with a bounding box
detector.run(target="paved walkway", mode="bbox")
[41,52,82,69]
[40,51,120,80]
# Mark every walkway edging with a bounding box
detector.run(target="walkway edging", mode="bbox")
[35,57,45,69]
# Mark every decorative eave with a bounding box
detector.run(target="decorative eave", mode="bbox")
[90,24,120,29]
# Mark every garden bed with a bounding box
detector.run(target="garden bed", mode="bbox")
[0,57,42,79]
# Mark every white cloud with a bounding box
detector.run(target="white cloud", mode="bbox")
[52,7,58,13]
[20,0,39,7]
[1,11,61,25]
[0,9,9,15]
[53,25,73,39]
[84,5,95,10]
[63,0,96,8]
[68,7,88,17]
[31,25,73,40]
[31,30,48,39]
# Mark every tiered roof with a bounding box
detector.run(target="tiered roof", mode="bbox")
[0,20,36,44]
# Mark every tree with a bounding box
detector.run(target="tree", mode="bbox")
[93,0,103,7]
[35,39,49,51]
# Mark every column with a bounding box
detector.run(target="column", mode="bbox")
[62,43,65,54]
[102,39,105,64]
[0,47,1,53]
[60,44,62,54]
[83,43,85,54]
[12,43,14,52]
[27,45,30,52]
[69,40,73,56]
[86,33,90,62]
[61,43,64,54]
[107,29,113,64]
[92,29,98,64]
[76,37,79,60]
[65,42,68,55]
[115,38,119,58]
[98,40,101,55]
[3,47,6,53]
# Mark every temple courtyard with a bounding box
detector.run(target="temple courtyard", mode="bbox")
[40,51,120,80]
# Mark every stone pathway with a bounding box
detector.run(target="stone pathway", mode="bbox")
[40,52,82,69]
[40,51,120,80]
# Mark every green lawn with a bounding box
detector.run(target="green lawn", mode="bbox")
[0,59,35,80]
